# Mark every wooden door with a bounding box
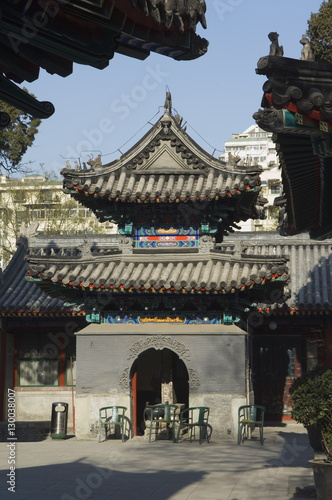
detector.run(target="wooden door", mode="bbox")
[252,335,305,420]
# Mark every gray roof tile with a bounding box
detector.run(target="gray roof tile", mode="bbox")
[25,235,288,303]
[3,232,332,315]
[0,237,82,316]
[224,232,332,312]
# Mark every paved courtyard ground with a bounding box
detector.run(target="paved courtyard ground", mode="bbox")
[0,423,318,500]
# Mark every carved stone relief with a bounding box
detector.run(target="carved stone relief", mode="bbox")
[188,368,201,390]
[118,335,201,390]
[127,335,190,361]
[119,367,130,389]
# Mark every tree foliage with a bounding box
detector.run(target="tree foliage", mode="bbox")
[0,176,114,268]
[307,1,332,62]
[0,92,41,173]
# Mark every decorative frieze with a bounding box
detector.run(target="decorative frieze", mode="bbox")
[127,335,191,361]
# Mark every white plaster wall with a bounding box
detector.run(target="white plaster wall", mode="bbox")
[75,392,131,440]
[190,393,246,440]
[16,391,75,429]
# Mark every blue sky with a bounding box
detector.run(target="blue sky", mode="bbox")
[20,0,323,176]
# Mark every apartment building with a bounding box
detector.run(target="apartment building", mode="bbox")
[220,125,282,231]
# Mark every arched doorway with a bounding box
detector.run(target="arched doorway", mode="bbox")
[130,348,189,436]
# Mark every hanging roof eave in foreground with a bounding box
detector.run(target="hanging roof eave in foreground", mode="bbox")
[0,1,208,120]
[254,54,332,239]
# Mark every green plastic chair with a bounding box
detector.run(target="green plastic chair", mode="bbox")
[176,406,210,444]
[98,406,129,443]
[146,404,179,443]
[237,405,265,445]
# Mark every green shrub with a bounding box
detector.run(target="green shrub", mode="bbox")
[290,366,332,462]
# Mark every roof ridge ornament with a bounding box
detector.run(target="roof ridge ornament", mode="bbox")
[268,32,284,57]
[161,91,172,134]
[129,0,207,32]
[300,35,315,62]
[163,91,172,117]
[86,154,102,171]
[20,222,39,239]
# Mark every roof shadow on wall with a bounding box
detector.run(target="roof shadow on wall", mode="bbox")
[295,251,332,313]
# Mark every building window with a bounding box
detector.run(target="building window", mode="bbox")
[270,185,281,195]
[17,331,76,387]
[31,209,39,221]
[40,190,53,202]
[287,348,296,377]
[15,210,27,224]
[13,191,27,203]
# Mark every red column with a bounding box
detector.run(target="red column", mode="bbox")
[131,370,137,436]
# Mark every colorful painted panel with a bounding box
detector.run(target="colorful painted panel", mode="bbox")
[106,315,221,324]
[283,109,332,135]
[135,227,199,249]
[85,312,239,325]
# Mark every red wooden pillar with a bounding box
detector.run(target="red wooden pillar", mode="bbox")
[59,349,66,387]
[131,370,138,436]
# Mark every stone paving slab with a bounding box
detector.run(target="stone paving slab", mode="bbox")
[0,423,317,500]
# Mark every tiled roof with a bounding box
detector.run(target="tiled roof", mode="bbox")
[61,98,265,230]
[255,55,332,120]
[4,232,332,316]
[27,249,287,294]
[0,236,83,317]
[224,232,332,312]
[64,167,260,204]
[24,235,288,310]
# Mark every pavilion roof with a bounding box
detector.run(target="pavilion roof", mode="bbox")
[25,234,287,293]
[0,1,207,119]
[3,231,332,316]
[254,52,332,239]
[61,94,265,231]
[22,232,289,316]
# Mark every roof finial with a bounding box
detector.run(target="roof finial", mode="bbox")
[164,90,172,116]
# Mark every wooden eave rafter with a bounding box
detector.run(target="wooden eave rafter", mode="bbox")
[0,1,208,120]
[254,54,332,239]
